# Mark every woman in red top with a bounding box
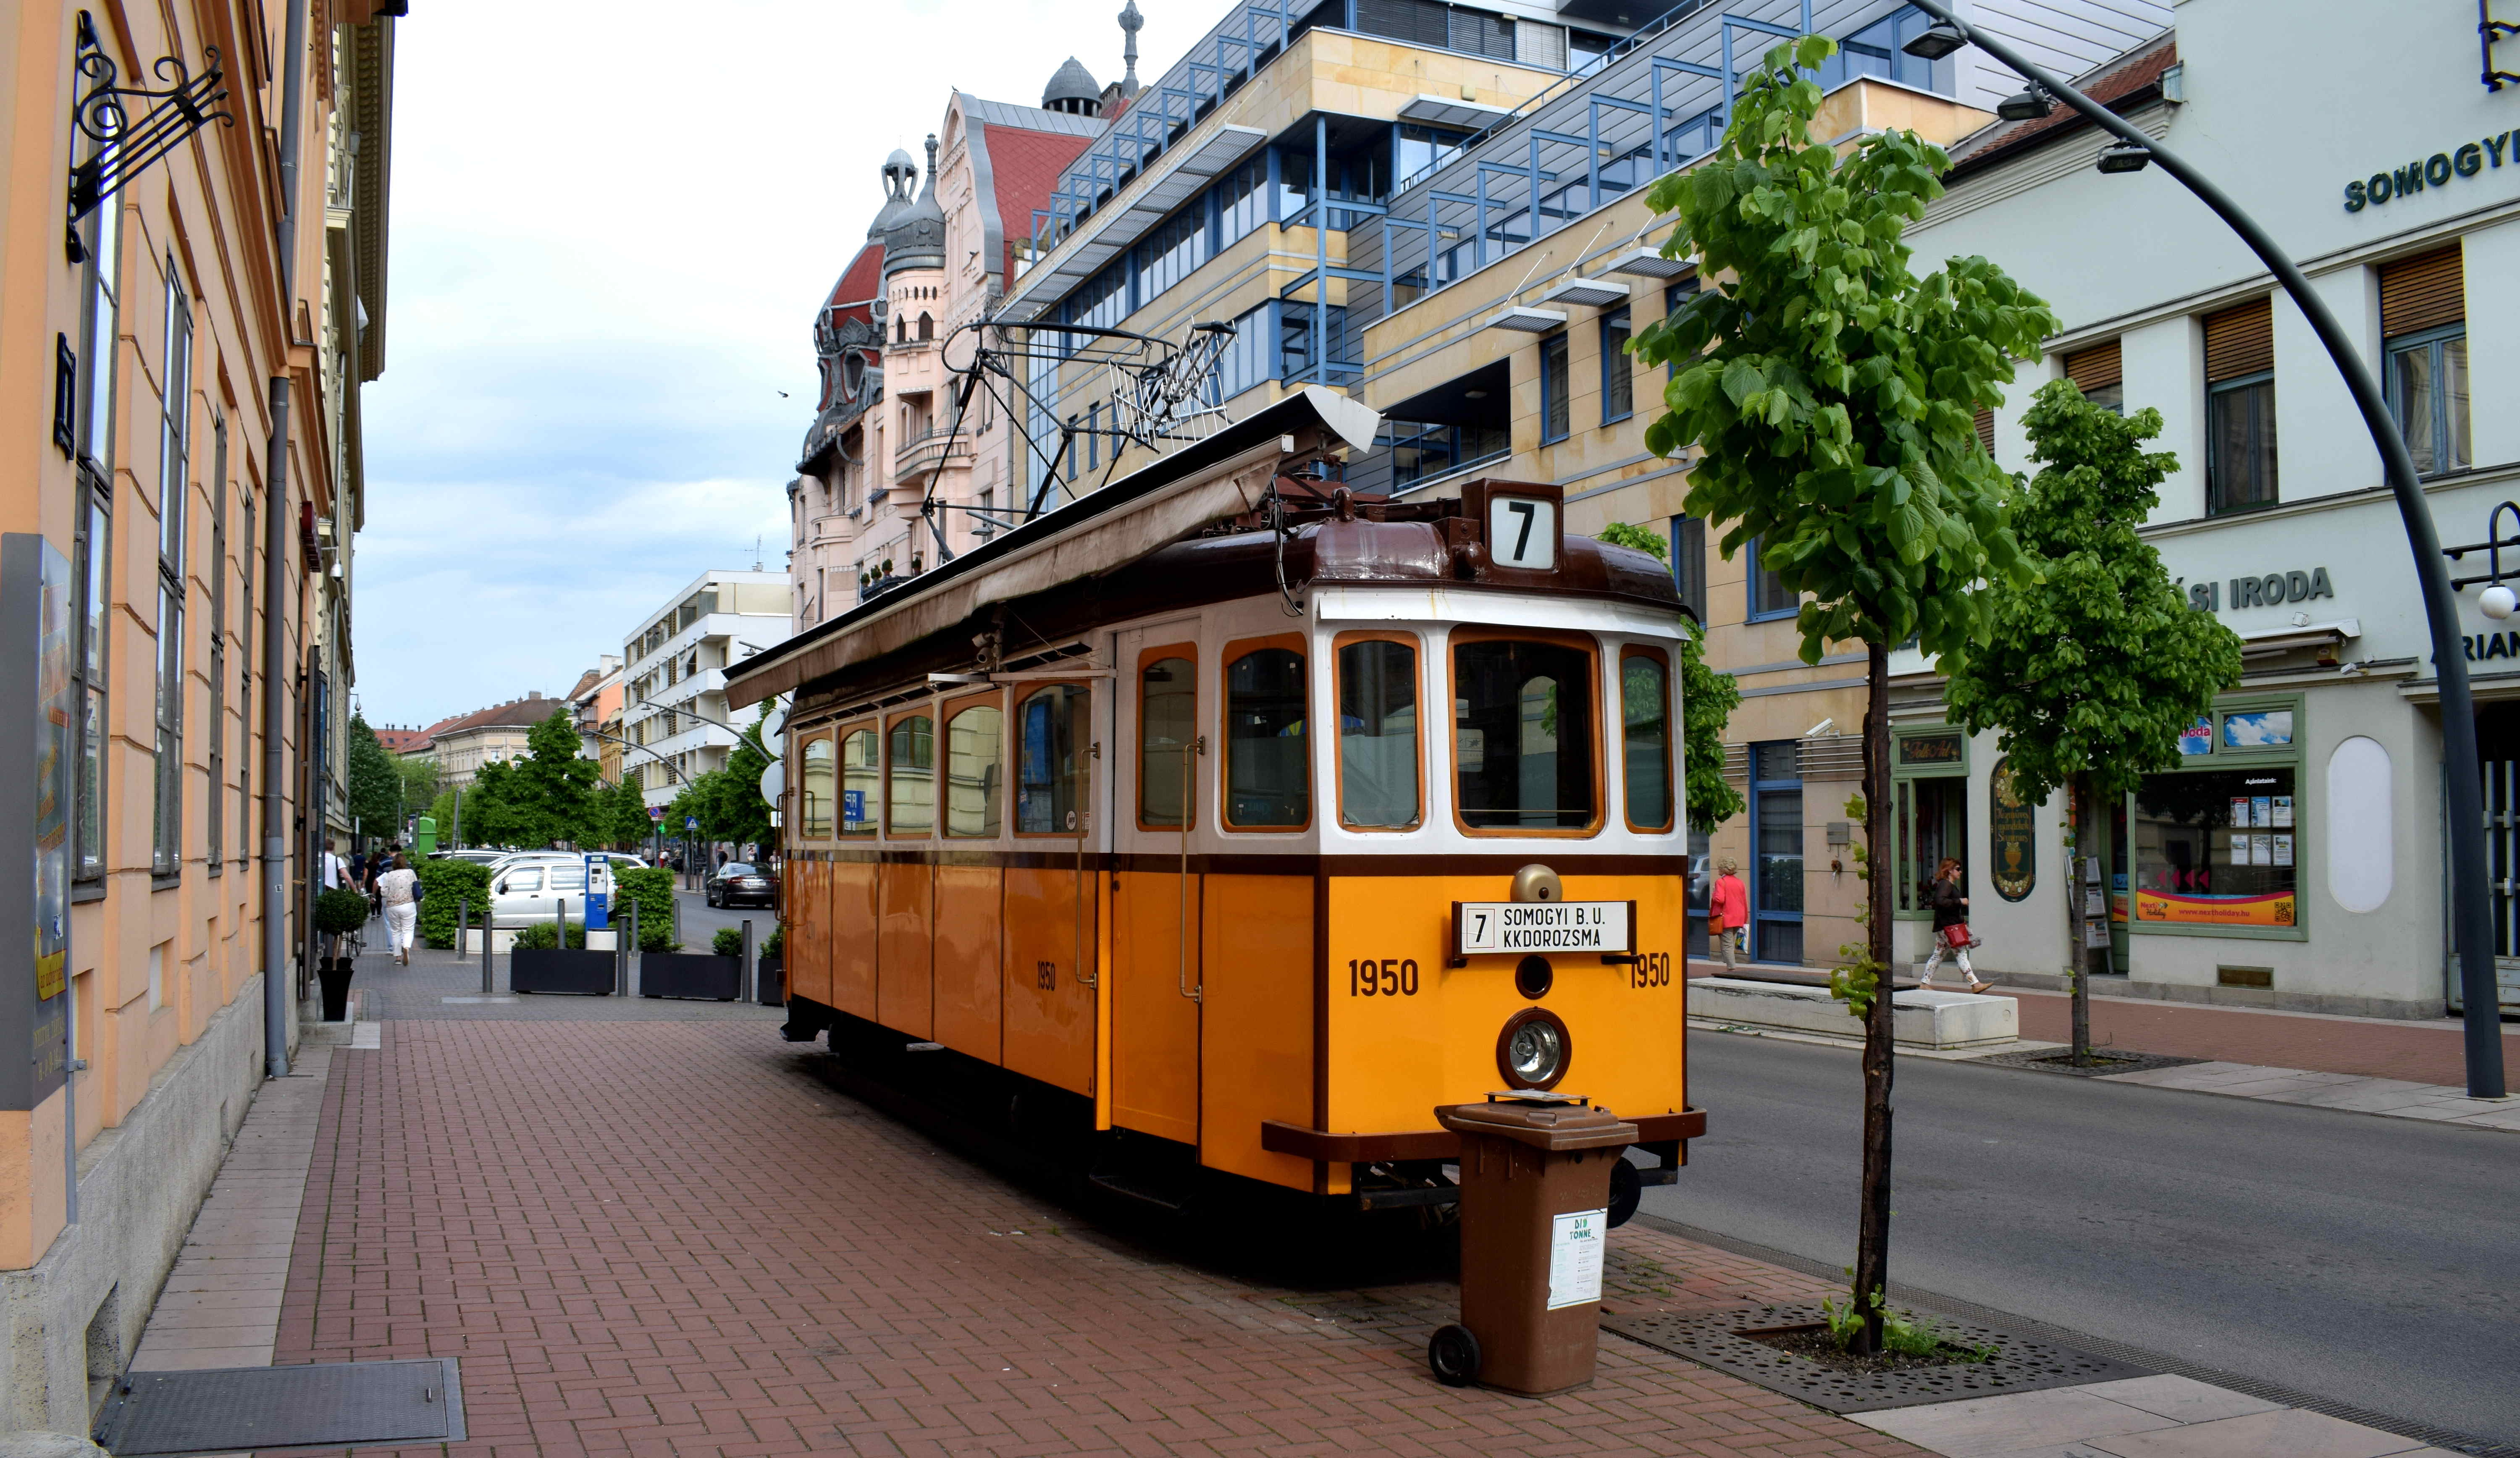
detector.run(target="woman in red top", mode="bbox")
[1707,857,1749,970]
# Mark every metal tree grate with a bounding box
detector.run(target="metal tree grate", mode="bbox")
[94,1358,464,1455]
[1602,1303,2147,1413]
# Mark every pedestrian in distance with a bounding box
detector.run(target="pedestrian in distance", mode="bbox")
[1708,857,1748,972]
[1920,856,1990,993]
[321,838,345,892]
[375,852,421,967]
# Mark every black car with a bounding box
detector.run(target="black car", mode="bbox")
[705,862,779,909]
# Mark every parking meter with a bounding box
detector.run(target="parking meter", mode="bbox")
[583,853,611,931]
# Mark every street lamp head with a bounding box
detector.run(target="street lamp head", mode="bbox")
[2483,584,2518,621]
[1996,87,2053,122]
[1901,18,1966,60]
[2095,141,2154,174]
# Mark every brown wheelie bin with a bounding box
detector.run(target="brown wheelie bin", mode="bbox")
[1428,1093,1637,1395]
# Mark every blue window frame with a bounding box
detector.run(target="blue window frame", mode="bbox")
[1666,275,1700,379]
[1746,535,1796,621]
[2385,322,2470,477]
[1670,515,1706,624]
[1540,332,1570,443]
[1748,741,1804,964]
[1600,307,1633,425]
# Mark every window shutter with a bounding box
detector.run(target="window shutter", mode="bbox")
[2063,340,2121,392]
[1973,408,1995,455]
[2202,300,2274,383]
[2379,244,2464,339]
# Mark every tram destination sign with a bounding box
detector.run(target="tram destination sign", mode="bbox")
[1455,900,1633,957]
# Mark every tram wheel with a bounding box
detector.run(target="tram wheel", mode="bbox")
[1607,1159,1641,1229]
[1428,1324,1481,1387]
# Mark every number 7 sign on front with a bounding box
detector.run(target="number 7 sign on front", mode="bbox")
[1487,494,1557,569]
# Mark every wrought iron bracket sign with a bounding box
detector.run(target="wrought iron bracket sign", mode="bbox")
[63,11,232,262]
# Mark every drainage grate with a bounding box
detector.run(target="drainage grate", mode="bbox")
[94,1358,464,1455]
[1971,1047,2205,1078]
[1603,1302,2147,1413]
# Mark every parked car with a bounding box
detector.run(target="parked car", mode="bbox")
[705,862,779,909]
[430,849,507,864]
[489,857,615,928]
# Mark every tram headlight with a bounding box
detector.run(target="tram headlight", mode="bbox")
[1496,1008,1572,1090]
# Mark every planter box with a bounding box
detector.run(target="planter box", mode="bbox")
[642,952,739,1001]
[1690,976,2017,1049]
[510,948,617,996]
[755,956,783,1007]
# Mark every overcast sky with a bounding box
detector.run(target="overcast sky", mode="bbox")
[352,0,1157,729]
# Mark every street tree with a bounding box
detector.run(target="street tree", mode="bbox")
[594,778,654,851]
[1596,523,1744,832]
[1943,380,2244,1064]
[1630,34,2055,1353]
[393,752,443,830]
[346,716,400,844]
[665,711,775,853]
[512,708,602,846]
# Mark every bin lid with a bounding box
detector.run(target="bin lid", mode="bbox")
[1436,1098,1638,1152]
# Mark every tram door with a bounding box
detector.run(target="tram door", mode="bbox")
[1000,680,1100,1097]
[1110,626,1203,1146]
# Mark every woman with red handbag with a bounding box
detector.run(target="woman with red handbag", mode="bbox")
[1920,856,1990,993]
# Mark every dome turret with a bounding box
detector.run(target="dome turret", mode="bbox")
[882,135,945,279]
[869,147,919,239]
[1043,56,1101,116]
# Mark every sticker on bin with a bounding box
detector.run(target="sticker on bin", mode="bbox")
[1456,901,1633,955]
[1547,1208,1608,1310]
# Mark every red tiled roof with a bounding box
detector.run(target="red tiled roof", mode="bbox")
[981,123,1099,280]
[1947,32,2177,177]
[414,697,568,745]
[374,728,432,753]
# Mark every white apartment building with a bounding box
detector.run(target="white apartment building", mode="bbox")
[623,572,794,808]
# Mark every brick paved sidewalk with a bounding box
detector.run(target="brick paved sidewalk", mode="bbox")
[276,1018,1927,1458]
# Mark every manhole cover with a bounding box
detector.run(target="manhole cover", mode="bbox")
[1603,1303,2147,1412]
[1973,1048,2205,1078]
[94,1358,463,1455]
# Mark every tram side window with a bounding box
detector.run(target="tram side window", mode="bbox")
[1017,684,1092,834]
[800,733,836,839]
[1454,637,1598,831]
[1140,655,1196,828]
[944,701,1003,837]
[1622,649,1674,832]
[1338,637,1419,829]
[840,728,878,837]
[1225,647,1308,829]
[888,714,934,836]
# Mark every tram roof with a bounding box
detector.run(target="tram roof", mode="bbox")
[727,385,1381,709]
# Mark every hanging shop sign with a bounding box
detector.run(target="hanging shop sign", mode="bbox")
[1989,758,2036,902]
[2343,132,2517,211]
[1898,732,1964,767]
[2180,567,2334,613]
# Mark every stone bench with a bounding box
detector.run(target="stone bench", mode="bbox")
[1690,975,2018,1049]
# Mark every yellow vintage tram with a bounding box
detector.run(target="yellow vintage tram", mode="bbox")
[726,388,1702,1218]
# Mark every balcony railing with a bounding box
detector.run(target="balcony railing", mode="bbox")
[894,427,973,485]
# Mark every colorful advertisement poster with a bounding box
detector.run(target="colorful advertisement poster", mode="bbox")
[2271,796,2294,829]
[2251,833,2273,866]
[1989,758,2036,902]
[2223,710,2294,748]
[2133,889,2297,927]
[2230,797,2249,826]
[2251,796,2272,828]
[2179,719,2215,756]
[2273,834,2294,868]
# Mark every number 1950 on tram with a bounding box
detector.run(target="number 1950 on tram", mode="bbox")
[726,388,1704,1223]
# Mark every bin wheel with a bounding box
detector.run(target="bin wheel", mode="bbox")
[1607,1159,1641,1229]
[1428,1324,1480,1387]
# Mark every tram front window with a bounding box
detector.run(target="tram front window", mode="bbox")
[888,715,934,836]
[1338,637,1418,829]
[1454,637,1597,830]
[1226,647,1308,829]
[800,733,835,839]
[1140,656,1195,828]
[1622,650,1673,831]
[945,702,1003,837]
[840,728,877,837]
[1017,684,1092,834]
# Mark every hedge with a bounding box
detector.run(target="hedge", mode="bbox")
[614,866,679,952]
[417,858,494,949]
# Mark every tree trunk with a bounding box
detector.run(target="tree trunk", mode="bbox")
[2071,774,2095,1066]
[1851,640,1895,1355]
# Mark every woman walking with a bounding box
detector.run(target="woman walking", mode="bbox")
[1707,857,1749,971]
[376,852,421,967]
[1920,856,1990,993]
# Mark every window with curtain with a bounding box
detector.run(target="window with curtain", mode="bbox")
[2204,300,2277,515]
[839,727,878,837]
[1225,648,1308,829]
[1016,684,1092,834]
[1454,637,1596,830]
[1139,655,1196,828]
[945,702,1003,837]
[1338,637,1419,829]
[800,734,835,838]
[1600,307,1633,423]
[2381,245,2468,477]
[1541,332,1570,442]
[1622,650,1673,831]
[887,715,934,836]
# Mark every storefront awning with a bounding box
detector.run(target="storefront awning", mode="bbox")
[2238,618,2360,658]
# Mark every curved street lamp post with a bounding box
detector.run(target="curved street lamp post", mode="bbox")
[1898,2,2504,1096]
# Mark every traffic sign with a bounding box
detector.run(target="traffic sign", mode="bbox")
[685,815,699,831]
[647,805,664,822]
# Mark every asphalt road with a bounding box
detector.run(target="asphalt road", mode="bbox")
[1644,1031,2520,1445]
[669,887,775,952]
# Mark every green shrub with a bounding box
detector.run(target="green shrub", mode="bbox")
[712,927,745,958]
[761,923,784,960]
[314,888,370,936]
[416,859,495,949]
[512,920,589,951]
[614,866,677,951]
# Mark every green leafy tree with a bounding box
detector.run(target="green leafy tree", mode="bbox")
[427,785,465,848]
[514,708,601,846]
[1943,380,2244,1064]
[662,710,776,852]
[593,778,654,850]
[346,716,400,845]
[394,753,444,836]
[1598,522,1746,834]
[1630,35,2056,1353]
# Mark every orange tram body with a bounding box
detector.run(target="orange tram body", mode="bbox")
[727,391,1703,1217]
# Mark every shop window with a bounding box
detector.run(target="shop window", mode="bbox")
[1139,653,1197,829]
[1621,649,1673,832]
[1016,684,1092,834]
[2204,301,2277,515]
[2133,766,2298,928]
[1337,636,1419,829]
[1454,636,1597,831]
[839,727,878,837]
[944,702,1003,837]
[1540,332,1570,443]
[1895,775,1968,915]
[1600,307,1633,424]
[1224,644,1308,829]
[1747,535,1796,621]
[800,733,835,838]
